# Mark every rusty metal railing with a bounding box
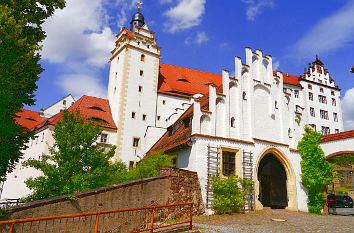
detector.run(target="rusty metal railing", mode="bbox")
[0,202,193,233]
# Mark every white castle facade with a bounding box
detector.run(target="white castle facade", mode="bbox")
[2,10,353,213]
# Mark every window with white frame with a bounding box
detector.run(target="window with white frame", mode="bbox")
[132,137,140,148]
[321,126,330,135]
[294,90,299,98]
[332,98,336,106]
[310,107,315,117]
[100,133,108,143]
[320,110,329,120]
[333,113,338,122]
[309,92,313,101]
[318,95,327,104]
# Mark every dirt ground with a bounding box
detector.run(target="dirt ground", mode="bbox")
[193,208,354,233]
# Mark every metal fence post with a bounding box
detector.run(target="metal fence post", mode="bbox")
[150,208,155,233]
[9,223,14,233]
[94,215,100,233]
[189,203,193,230]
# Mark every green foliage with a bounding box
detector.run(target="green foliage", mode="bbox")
[23,111,126,201]
[298,126,333,214]
[329,154,354,166]
[0,0,66,181]
[211,176,252,214]
[125,153,175,181]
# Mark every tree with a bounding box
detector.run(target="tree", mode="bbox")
[23,111,126,201]
[0,1,66,181]
[298,126,333,214]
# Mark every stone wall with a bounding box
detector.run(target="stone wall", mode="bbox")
[5,168,204,220]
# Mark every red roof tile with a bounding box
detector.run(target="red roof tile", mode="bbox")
[321,130,354,143]
[15,109,47,130]
[273,71,301,87]
[37,96,116,130]
[158,63,222,97]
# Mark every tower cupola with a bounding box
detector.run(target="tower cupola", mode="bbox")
[130,1,145,31]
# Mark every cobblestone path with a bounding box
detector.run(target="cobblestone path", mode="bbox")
[194,208,354,233]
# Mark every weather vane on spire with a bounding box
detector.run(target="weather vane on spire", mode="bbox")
[137,1,143,12]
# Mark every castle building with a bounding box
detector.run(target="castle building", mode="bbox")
[1,9,353,213]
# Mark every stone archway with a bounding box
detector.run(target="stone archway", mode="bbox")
[254,148,298,211]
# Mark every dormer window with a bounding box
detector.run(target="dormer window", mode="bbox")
[177,78,190,83]
[89,106,105,112]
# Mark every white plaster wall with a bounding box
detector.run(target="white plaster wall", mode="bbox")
[1,127,54,199]
[173,136,308,211]
[301,75,343,134]
[43,95,75,117]
[320,138,354,157]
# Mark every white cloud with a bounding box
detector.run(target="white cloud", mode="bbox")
[164,0,206,33]
[241,0,274,21]
[41,0,137,98]
[341,87,354,131]
[41,0,115,68]
[57,74,107,99]
[185,31,209,45]
[219,42,229,48]
[272,58,280,70]
[293,1,354,58]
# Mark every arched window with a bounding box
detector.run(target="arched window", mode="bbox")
[140,54,145,62]
[230,117,235,128]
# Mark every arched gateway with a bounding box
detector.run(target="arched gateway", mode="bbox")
[254,148,298,210]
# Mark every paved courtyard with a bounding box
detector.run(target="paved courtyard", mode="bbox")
[194,208,354,233]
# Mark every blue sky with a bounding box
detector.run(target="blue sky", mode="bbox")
[33,0,354,129]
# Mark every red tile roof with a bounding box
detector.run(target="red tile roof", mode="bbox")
[37,96,116,130]
[158,63,222,97]
[15,109,47,130]
[273,71,301,87]
[159,64,300,97]
[148,95,210,155]
[321,130,354,143]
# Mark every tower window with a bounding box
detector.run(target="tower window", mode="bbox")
[114,87,116,94]
[115,72,117,79]
[137,41,140,45]
[162,100,166,105]
[333,112,338,122]
[231,117,236,128]
[132,137,140,148]
[63,100,66,105]
[335,129,339,133]
[331,90,335,96]
[320,110,329,120]
[294,90,299,98]
[243,92,247,100]
[140,70,144,76]
[139,86,142,92]
[320,87,324,93]
[132,112,136,119]
[140,54,145,62]
[157,116,161,121]
[308,84,312,90]
[142,114,147,121]
[147,45,150,49]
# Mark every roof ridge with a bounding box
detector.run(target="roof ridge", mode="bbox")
[160,63,220,76]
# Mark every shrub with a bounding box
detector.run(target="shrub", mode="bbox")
[211,176,252,214]
[125,153,175,180]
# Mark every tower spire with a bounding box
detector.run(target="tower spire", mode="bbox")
[137,1,143,12]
